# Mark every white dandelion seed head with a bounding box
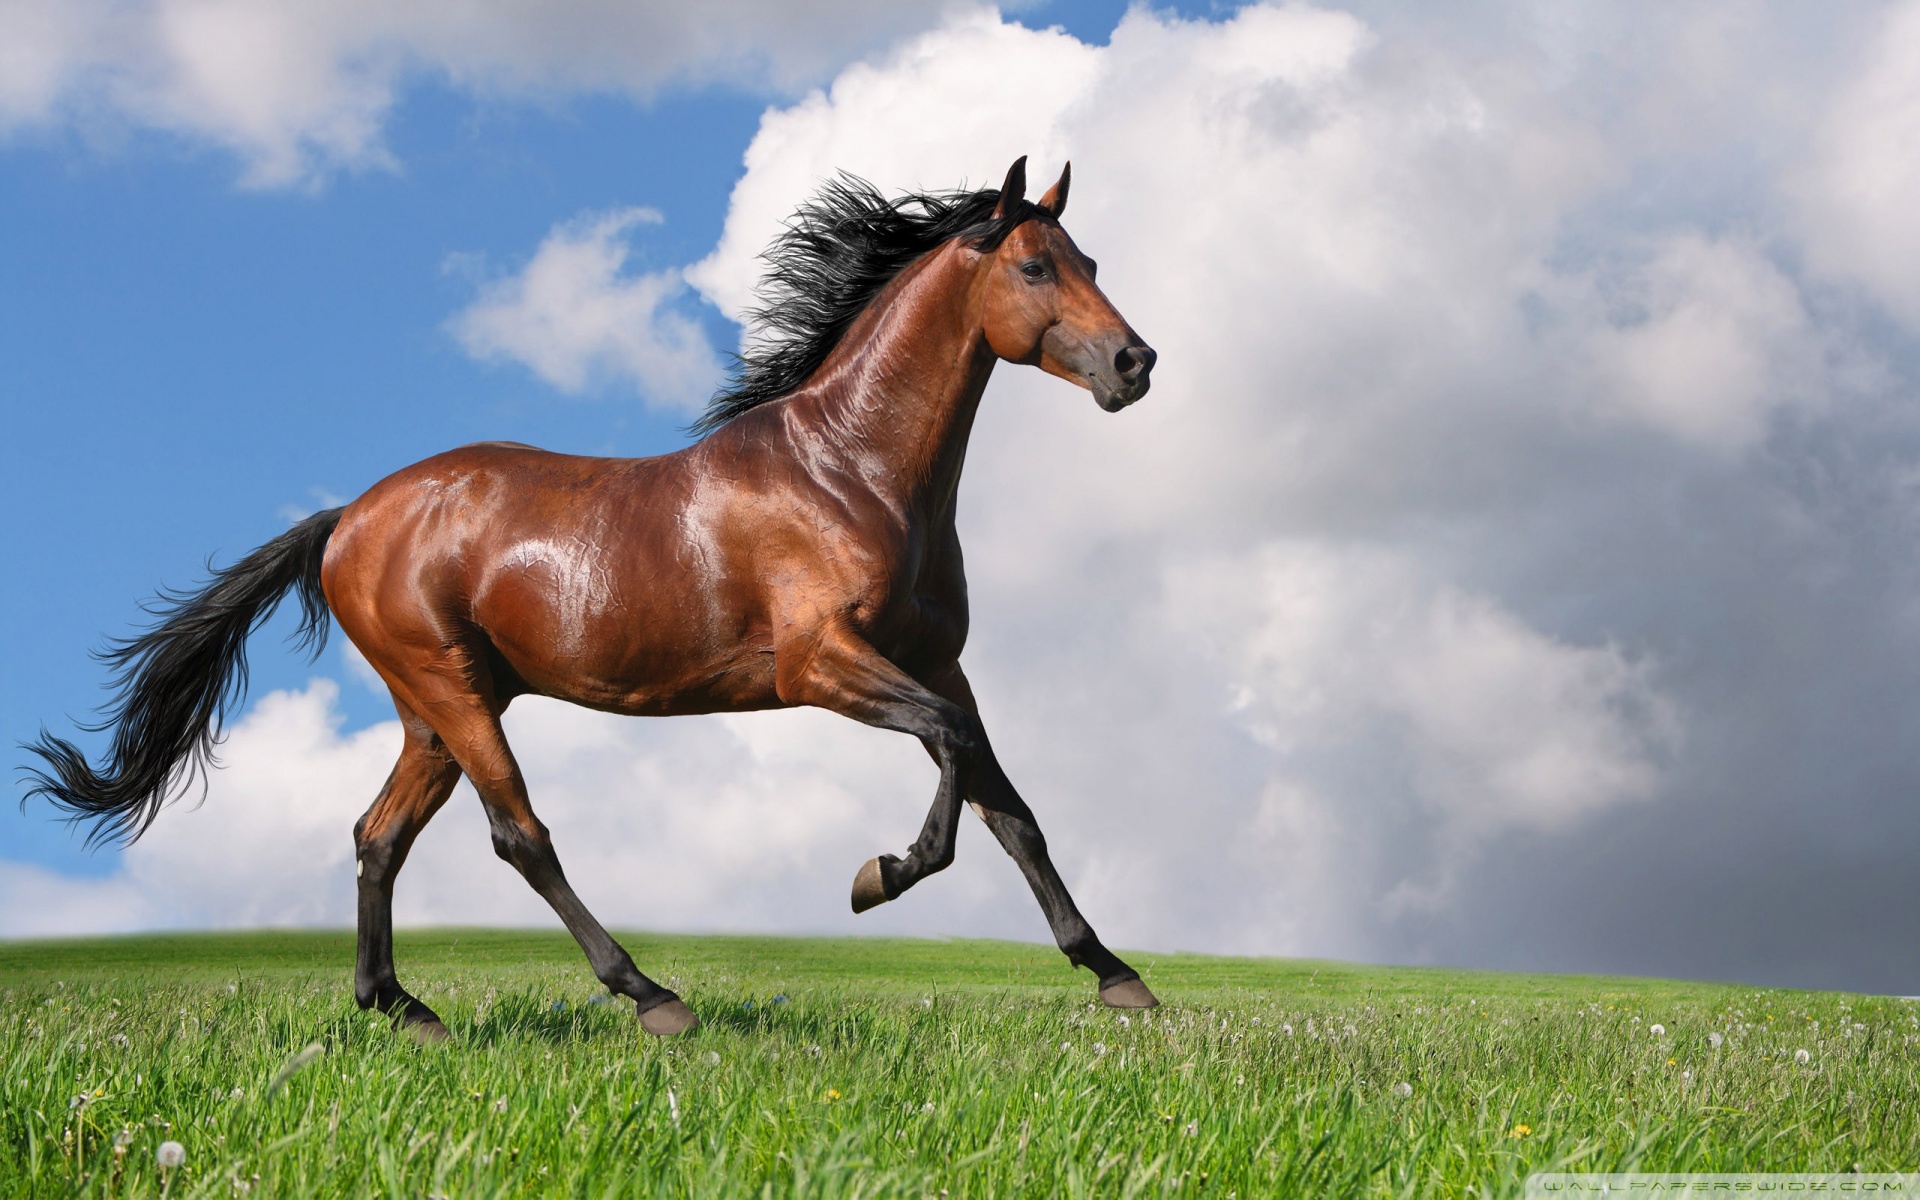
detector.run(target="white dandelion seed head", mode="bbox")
[1184,1120,1199,1137]
[1682,1070,1693,1083]
[1060,1042,1072,1053]
[1093,1042,1106,1055]
[921,1101,935,1115]
[156,1141,185,1168]
[921,997,933,1009]
[1709,1032,1724,1048]
[229,1088,244,1100]
[493,1097,508,1113]
[1282,1024,1294,1036]
[1118,1014,1130,1027]
[1650,1024,1666,1037]
[1393,1082,1414,1098]
[1795,1049,1811,1064]
[705,1051,721,1066]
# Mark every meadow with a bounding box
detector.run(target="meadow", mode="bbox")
[1,929,1915,1198]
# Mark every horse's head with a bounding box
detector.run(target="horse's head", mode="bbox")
[978,157,1156,411]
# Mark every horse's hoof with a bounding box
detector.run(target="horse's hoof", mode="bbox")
[638,998,700,1037]
[406,1018,451,1045]
[1100,978,1159,1009]
[851,857,890,914]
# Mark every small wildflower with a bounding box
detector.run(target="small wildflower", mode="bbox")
[1708,1032,1723,1048]
[823,1088,842,1103]
[1509,1124,1533,1139]
[1667,1058,1676,1066]
[1392,1082,1413,1098]
[1795,1049,1811,1065]
[1650,1024,1666,1037]
[156,1141,186,1169]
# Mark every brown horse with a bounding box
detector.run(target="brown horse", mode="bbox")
[26,157,1159,1039]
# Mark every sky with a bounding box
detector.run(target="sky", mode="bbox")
[5,0,1920,994]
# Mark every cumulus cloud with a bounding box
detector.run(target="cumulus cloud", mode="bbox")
[0,0,962,186]
[450,208,722,409]
[14,3,1920,994]
[1796,0,1920,329]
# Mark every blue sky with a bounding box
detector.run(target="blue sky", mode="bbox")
[6,1,1920,994]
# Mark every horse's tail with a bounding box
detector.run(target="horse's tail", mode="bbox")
[22,507,345,848]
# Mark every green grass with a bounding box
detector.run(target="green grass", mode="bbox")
[2,929,1915,1197]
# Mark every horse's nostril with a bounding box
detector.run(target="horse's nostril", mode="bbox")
[1115,344,1157,379]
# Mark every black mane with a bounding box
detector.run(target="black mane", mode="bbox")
[693,174,1024,436]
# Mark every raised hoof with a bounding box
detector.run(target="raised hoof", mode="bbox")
[1100,978,1160,1009]
[850,857,891,914]
[406,1019,451,1045]
[638,998,700,1038]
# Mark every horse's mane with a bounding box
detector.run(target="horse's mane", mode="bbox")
[692,174,1025,436]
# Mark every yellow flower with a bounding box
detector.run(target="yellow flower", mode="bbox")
[823,1088,842,1103]
[1508,1124,1533,1139]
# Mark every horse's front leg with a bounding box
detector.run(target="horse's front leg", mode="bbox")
[773,623,977,910]
[919,663,1158,1009]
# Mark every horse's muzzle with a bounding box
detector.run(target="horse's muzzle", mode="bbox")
[1093,343,1156,411]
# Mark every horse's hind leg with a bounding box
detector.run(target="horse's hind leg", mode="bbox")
[421,694,698,1037]
[353,701,462,1041]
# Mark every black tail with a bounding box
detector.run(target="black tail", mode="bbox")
[22,508,345,848]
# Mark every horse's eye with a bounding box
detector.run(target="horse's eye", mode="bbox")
[1020,260,1049,281]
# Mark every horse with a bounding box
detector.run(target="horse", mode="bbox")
[25,156,1160,1040]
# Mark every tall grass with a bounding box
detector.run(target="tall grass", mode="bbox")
[2,930,1914,1197]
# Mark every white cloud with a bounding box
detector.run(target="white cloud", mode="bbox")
[0,0,963,187]
[1796,0,1920,328]
[450,208,722,409]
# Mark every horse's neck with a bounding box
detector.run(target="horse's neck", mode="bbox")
[803,247,994,518]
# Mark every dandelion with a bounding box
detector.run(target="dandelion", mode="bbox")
[229,1088,244,1101]
[1795,1049,1811,1065]
[921,997,933,1009]
[1708,1032,1723,1048]
[921,1102,935,1115]
[1093,1042,1107,1056]
[112,1033,130,1049]
[1282,1024,1294,1037]
[1667,1058,1676,1066]
[493,1097,508,1114]
[1118,1014,1131,1027]
[1508,1124,1533,1139]
[705,1051,721,1066]
[807,1044,823,1058]
[1060,1041,1072,1053]
[1393,1082,1414,1099]
[115,1129,135,1153]
[1184,1120,1199,1137]
[1682,1071,1693,1083]
[823,1088,842,1103]
[156,1141,186,1168]
[1650,1024,1666,1037]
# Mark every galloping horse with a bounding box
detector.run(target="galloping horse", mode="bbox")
[27,157,1159,1039]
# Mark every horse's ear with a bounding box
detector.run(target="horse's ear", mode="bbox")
[992,155,1029,220]
[1037,162,1070,219]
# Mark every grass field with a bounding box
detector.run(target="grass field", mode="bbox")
[2,929,1916,1197]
